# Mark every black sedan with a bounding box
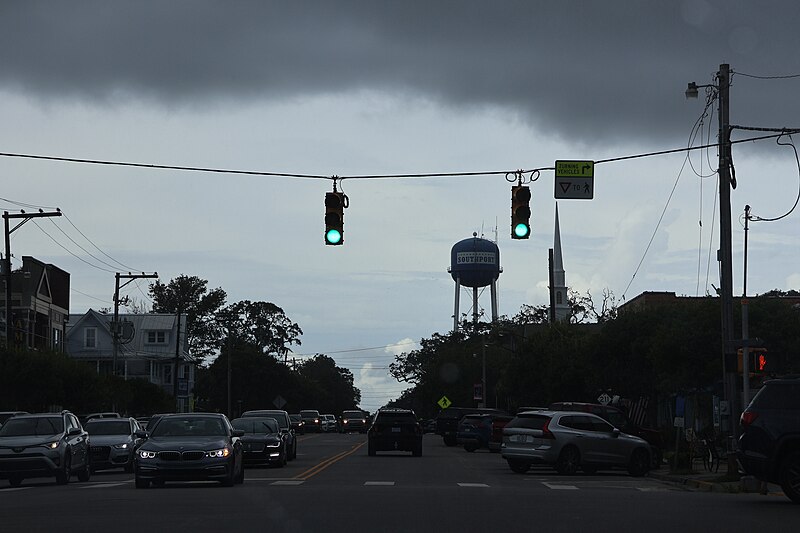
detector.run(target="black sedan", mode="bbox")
[134,413,244,488]
[231,417,287,467]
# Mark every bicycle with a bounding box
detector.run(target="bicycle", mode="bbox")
[698,435,721,473]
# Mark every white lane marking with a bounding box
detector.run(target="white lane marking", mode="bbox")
[542,482,578,490]
[637,487,671,492]
[364,481,395,486]
[271,480,305,486]
[1,487,33,492]
[457,483,490,488]
[80,483,127,489]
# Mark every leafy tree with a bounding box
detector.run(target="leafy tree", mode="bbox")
[217,300,302,357]
[297,354,361,413]
[149,275,227,361]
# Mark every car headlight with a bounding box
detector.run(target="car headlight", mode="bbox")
[44,441,60,449]
[139,450,157,459]
[113,443,129,449]
[207,447,231,458]
[343,420,348,424]
[266,442,281,448]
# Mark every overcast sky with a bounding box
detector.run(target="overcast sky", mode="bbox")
[2,1,799,411]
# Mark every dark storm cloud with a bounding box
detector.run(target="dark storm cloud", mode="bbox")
[2,0,799,144]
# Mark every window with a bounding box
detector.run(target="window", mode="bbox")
[146,331,167,344]
[84,327,97,348]
[163,365,172,385]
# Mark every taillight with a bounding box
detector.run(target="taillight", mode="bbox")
[740,411,758,427]
[541,418,555,440]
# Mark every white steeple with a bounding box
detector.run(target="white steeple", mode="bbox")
[552,203,570,321]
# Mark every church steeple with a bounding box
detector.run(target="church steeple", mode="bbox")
[552,203,570,321]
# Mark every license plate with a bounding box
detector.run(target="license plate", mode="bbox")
[391,427,401,433]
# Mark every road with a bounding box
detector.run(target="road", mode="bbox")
[1,432,796,532]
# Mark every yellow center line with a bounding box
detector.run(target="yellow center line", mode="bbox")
[294,442,366,481]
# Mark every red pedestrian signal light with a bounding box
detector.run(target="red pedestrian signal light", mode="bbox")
[511,185,531,239]
[325,191,346,245]
[737,347,767,374]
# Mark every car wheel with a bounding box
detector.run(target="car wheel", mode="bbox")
[222,464,236,487]
[779,451,800,504]
[77,459,91,482]
[555,446,580,475]
[651,447,663,469]
[56,452,72,485]
[464,443,477,453]
[508,459,530,474]
[9,476,23,487]
[368,440,376,456]
[582,465,598,475]
[152,480,165,488]
[443,436,457,447]
[135,477,150,489]
[628,448,650,477]
[413,444,423,457]
[291,441,297,460]
[236,461,245,484]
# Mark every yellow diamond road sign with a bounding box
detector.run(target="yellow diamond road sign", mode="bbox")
[438,396,452,409]
[555,160,594,199]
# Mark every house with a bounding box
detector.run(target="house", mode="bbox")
[1,256,70,351]
[65,309,197,412]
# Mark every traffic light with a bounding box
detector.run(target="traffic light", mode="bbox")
[511,185,531,239]
[737,347,767,374]
[324,191,345,245]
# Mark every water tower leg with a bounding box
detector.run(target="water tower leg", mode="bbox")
[490,279,498,322]
[453,277,461,332]
[473,287,479,328]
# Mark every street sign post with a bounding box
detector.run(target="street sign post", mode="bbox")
[555,160,594,199]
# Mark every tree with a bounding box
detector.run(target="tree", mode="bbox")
[217,300,302,357]
[297,354,361,413]
[149,275,227,361]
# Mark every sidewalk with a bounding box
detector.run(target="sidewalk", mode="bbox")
[647,458,782,496]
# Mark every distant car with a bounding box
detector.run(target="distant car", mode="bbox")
[739,377,800,504]
[84,417,143,473]
[134,413,244,488]
[436,407,508,446]
[368,408,422,457]
[457,413,514,452]
[341,410,368,433]
[0,410,91,487]
[548,402,663,467]
[299,410,322,433]
[322,414,339,433]
[241,410,297,460]
[0,411,28,426]
[290,414,305,434]
[501,410,650,476]
[82,412,121,424]
[232,417,287,467]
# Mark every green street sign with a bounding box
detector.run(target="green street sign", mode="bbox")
[554,160,595,199]
[438,395,452,409]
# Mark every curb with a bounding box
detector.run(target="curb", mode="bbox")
[648,470,745,493]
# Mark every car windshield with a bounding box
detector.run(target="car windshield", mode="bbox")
[342,412,363,419]
[299,411,318,417]
[232,417,279,434]
[0,417,64,437]
[505,415,549,430]
[85,420,131,435]
[149,416,227,437]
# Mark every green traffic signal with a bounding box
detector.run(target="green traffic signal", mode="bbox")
[511,185,531,239]
[514,222,530,239]
[324,191,345,246]
[325,228,342,245]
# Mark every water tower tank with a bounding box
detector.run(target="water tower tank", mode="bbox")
[450,235,501,288]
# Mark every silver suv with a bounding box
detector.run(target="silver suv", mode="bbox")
[501,410,650,476]
[0,410,91,487]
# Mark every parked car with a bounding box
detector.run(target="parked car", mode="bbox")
[84,417,143,473]
[232,417,286,467]
[133,413,244,488]
[341,410,368,433]
[241,409,297,460]
[0,410,91,487]
[368,408,423,457]
[739,377,800,504]
[290,414,305,434]
[299,410,323,433]
[501,410,651,476]
[457,413,515,452]
[548,402,663,467]
[436,407,508,446]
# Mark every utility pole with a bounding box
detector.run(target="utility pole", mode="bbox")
[173,306,182,412]
[742,205,752,409]
[3,209,62,346]
[112,272,158,378]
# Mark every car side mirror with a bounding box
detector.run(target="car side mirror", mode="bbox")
[231,429,245,438]
[67,428,82,437]
[135,430,148,439]
[612,428,620,438]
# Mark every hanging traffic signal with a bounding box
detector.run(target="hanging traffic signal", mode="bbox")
[324,191,345,245]
[511,185,531,239]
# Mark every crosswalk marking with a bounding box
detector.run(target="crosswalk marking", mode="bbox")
[457,483,490,487]
[542,482,578,490]
[80,483,127,489]
[364,481,395,486]
[271,480,305,486]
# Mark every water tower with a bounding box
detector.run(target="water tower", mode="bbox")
[448,233,502,331]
